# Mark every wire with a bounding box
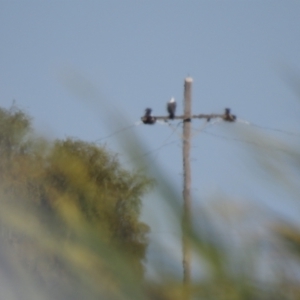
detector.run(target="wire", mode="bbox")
[125,121,183,164]
[248,123,300,137]
[191,119,222,138]
[93,119,182,145]
[231,117,300,137]
[140,139,180,158]
[123,139,180,166]
[92,116,300,158]
[202,128,296,150]
[93,120,183,165]
[94,124,137,143]
[163,121,183,141]
[202,130,260,146]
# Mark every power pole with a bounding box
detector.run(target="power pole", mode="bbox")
[140,78,236,290]
[182,77,192,286]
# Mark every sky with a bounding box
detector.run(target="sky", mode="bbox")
[1,0,300,280]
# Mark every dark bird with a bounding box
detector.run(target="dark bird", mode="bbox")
[145,108,152,117]
[142,108,156,125]
[167,97,176,119]
[223,108,236,122]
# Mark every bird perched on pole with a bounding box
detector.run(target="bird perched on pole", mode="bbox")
[141,108,156,124]
[223,108,236,122]
[167,97,176,119]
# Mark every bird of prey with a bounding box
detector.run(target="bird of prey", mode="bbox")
[167,97,176,119]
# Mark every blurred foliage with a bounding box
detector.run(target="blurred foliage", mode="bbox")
[1,91,300,300]
[0,106,151,300]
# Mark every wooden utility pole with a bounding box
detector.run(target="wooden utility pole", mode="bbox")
[182,77,193,286]
[140,78,236,291]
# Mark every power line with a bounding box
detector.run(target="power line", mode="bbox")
[202,130,259,146]
[164,121,183,140]
[201,127,299,152]
[92,115,299,151]
[94,124,137,143]
[247,123,300,137]
[190,119,222,138]
[126,140,180,164]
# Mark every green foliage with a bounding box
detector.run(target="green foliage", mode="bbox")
[45,138,151,273]
[0,106,31,155]
[0,106,151,299]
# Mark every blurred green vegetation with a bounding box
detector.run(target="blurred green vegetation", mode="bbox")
[0,102,300,300]
[0,106,151,300]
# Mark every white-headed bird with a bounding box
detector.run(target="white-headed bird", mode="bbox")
[167,97,176,119]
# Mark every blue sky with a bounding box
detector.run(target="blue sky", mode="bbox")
[1,1,300,279]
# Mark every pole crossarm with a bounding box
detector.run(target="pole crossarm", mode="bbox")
[141,108,236,124]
